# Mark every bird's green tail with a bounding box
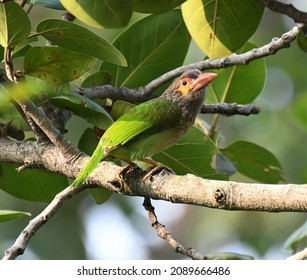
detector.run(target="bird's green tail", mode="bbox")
[71,145,107,187]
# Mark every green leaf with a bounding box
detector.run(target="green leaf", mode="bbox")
[81,71,112,88]
[60,0,133,28]
[153,127,226,180]
[110,100,134,120]
[216,153,237,176]
[222,141,284,183]
[0,210,31,223]
[0,2,31,48]
[284,221,307,251]
[78,127,99,155]
[206,42,266,104]
[48,94,113,130]
[0,162,68,202]
[182,0,264,58]
[0,81,43,130]
[78,128,113,204]
[27,0,65,10]
[88,188,113,205]
[297,31,307,52]
[37,19,127,66]
[102,10,190,89]
[290,92,307,130]
[24,46,96,86]
[133,0,186,14]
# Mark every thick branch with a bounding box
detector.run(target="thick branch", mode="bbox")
[76,24,305,105]
[257,0,307,23]
[1,138,306,212]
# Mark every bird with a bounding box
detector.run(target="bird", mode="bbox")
[71,69,217,187]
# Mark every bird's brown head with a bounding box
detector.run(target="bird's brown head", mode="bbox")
[176,69,217,95]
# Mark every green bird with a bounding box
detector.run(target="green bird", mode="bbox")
[72,69,217,187]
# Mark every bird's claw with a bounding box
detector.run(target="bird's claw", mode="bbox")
[143,164,174,182]
[118,163,139,180]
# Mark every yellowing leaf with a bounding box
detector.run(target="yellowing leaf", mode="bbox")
[24,46,96,85]
[60,0,133,28]
[182,0,264,58]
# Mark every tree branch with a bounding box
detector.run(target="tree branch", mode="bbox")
[201,103,260,116]
[286,248,307,260]
[76,23,305,107]
[1,138,306,213]
[257,0,307,23]
[143,198,208,260]
[18,99,79,160]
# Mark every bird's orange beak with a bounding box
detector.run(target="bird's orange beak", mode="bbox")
[190,72,218,91]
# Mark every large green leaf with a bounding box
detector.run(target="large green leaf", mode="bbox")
[297,31,307,53]
[153,127,226,180]
[133,0,186,14]
[60,0,133,28]
[182,0,264,58]
[222,141,284,183]
[0,162,68,202]
[0,2,31,48]
[24,46,96,86]
[48,94,113,130]
[206,42,266,104]
[81,71,112,88]
[102,9,190,89]
[37,19,127,66]
[0,210,31,223]
[284,221,307,251]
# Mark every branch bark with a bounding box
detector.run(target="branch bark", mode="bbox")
[1,138,306,213]
[257,0,307,23]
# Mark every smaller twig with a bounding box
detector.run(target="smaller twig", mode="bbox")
[76,85,149,103]
[62,12,76,22]
[257,0,307,23]
[25,4,33,14]
[2,183,87,260]
[201,103,260,116]
[18,99,79,160]
[142,198,209,260]
[286,248,307,260]
[4,48,14,82]
[0,121,24,140]
[41,101,68,134]
[16,162,33,172]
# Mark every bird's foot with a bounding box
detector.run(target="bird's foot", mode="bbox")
[118,163,139,179]
[143,163,174,182]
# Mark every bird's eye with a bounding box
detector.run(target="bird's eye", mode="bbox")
[182,80,188,86]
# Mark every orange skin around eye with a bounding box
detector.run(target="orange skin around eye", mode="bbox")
[178,77,193,94]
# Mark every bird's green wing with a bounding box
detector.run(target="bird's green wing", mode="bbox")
[102,99,181,151]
